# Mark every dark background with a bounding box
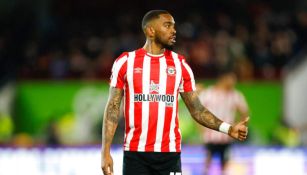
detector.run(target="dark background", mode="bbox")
[1,0,307,86]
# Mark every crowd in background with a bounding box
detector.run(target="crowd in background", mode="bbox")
[0,0,307,85]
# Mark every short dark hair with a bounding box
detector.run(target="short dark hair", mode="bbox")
[217,68,236,78]
[141,10,170,30]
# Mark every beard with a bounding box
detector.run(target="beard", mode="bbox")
[155,35,174,50]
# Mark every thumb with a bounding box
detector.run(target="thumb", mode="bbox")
[110,164,114,173]
[240,117,250,126]
[107,166,111,174]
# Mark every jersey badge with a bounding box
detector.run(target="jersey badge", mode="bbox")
[167,66,176,76]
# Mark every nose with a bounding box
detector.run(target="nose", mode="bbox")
[172,27,176,35]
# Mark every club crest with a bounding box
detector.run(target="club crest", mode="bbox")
[167,66,176,76]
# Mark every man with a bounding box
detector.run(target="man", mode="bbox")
[101,10,249,175]
[199,70,249,175]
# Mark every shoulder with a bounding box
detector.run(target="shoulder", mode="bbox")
[233,89,246,99]
[114,52,129,63]
[170,50,187,61]
[165,50,186,61]
[114,49,139,62]
[233,89,243,95]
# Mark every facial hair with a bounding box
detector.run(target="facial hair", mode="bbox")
[155,34,174,50]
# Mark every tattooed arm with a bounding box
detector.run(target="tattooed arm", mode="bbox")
[101,87,123,175]
[180,91,249,141]
[180,91,223,131]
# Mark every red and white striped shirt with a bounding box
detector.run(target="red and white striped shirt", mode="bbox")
[110,48,196,152]
[199,87,248,144]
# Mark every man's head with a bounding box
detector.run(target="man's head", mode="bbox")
[142,10,176,48]
[217,70,237,90]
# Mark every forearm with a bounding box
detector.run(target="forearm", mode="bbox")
[102,106,120,153]
[181,91,225,132]
[181,90,249,141]
[101,88,123,154]
[191,106,224,131]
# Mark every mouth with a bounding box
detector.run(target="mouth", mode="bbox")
[170,36,176,43]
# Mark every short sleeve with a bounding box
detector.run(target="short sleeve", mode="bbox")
[109,52,128,89]
[179,58,196,92]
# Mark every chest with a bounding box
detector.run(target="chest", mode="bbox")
[126,57,181,93]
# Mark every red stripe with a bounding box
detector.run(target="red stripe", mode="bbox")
[116,61,127,88]
[128,50,144,151]
[145,58,160,151]
[174,99,181,152]
[161,51,176,152]
[109,52,128,87]
[179,55,194,92]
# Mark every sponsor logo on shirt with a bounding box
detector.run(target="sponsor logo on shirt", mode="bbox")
[134,67,143,73]
[134,93,174,107]
[150,80,159,93]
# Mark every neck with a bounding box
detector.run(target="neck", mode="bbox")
[143,39,165,55]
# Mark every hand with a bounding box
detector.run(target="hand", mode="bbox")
[229,117,249,141]
[101,152,113,175]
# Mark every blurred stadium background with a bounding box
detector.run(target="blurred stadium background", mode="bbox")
[0,0,307,174]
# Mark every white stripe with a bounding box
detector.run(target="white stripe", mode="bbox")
[182,59,196,91]
[154,56,167,152]
[137,55,151,151]
[169,52,182,152]
[110,55,128,87]
[124,51,135,151]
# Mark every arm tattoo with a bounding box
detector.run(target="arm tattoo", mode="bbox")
[180,91,223,131]
[102,87,123,151]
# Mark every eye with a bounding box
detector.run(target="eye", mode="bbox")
[165,24,171,28]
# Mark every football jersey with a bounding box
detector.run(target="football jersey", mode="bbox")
[199,87,248,144]
[110,48,195,152]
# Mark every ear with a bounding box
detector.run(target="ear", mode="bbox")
[145,26,155,38]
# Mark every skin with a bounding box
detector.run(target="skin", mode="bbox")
[101,87,123,175]
[101,13,249,175]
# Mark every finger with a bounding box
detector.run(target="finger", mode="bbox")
[108,166,111,174]
[240,134,247,140]
[240,129,248,135]
[110,163,114,173]
[102,165,111,175]
[240,117,250,126]
[239,132,247,136]
[239,135,246,138]
[239,129,247,134]
[239,134,247,139]
[239,136,246,141]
